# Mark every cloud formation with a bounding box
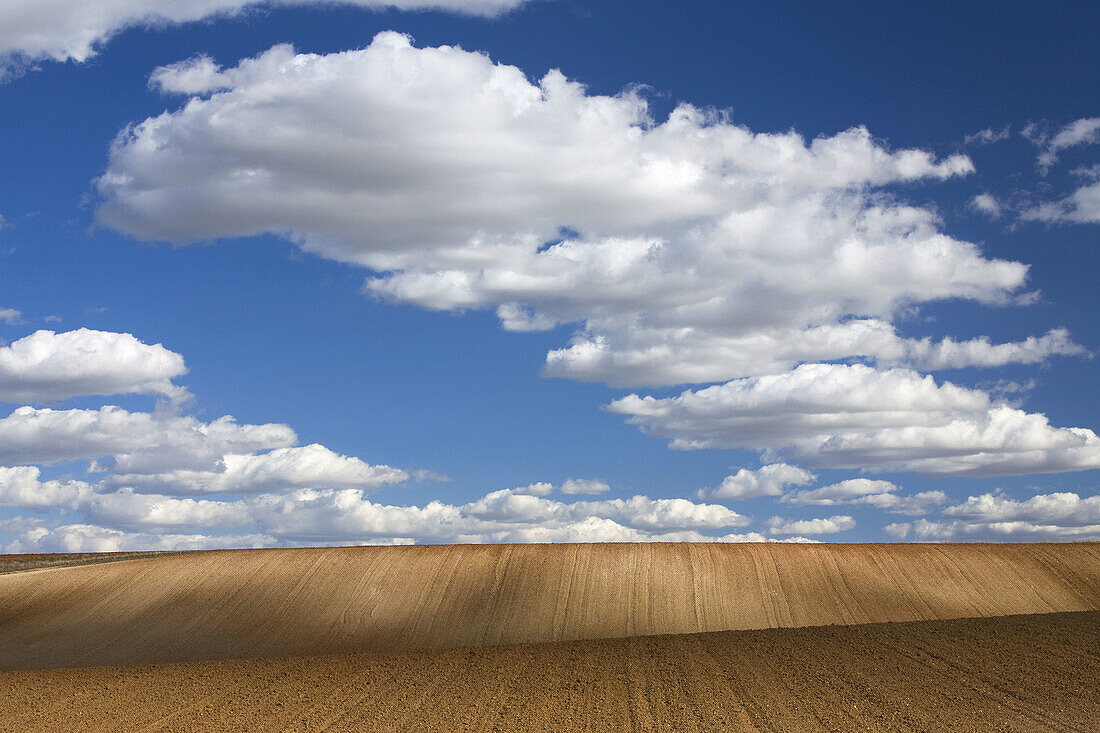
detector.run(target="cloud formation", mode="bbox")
[92,34,1079,395]
[609,363,1100,477]
[0,1,529,76]
[782,478,947,515]
[0,328,188,403]
[766,514,855,536]
[885,491,1100,541]
[698,463,814,500]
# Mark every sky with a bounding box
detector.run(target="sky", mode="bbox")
[0,0,1098,551]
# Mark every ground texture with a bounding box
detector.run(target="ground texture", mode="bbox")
[1,543,1097,731]
[1,542,1097,669]
[1,611,1096,732]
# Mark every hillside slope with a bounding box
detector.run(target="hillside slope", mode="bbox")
[3,612,1096,732]
[0,542,1097,669]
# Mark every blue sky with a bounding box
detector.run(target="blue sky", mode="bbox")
[0,0,1097,549]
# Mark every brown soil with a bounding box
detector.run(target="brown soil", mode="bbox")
[1,611,1095,732]
[1,542,1097,669]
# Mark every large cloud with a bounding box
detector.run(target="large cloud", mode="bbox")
[92,34,1083,393]
[44,484,798,548]
[608,363,1100,477]
[0,1,529,76]
[0,465,92,509]
[0,329,187,403]
[106,443,408,494]
[0,405,296,468]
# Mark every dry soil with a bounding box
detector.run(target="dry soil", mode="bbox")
[0,611,1095,732]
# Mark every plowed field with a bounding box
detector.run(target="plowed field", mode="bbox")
[1,542,1097,669]
[1,611,1096,732]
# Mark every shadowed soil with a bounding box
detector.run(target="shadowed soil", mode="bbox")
[1,611,1096,732]
[1,542,1097,669]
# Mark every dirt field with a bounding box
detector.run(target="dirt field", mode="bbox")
[1,542,1097,670]
[1,611,1095,732]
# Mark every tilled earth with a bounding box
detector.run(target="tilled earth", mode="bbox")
[2,611,1096,732]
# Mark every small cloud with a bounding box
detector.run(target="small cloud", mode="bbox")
[512,481,554,496]
[969,193,1003,219]
[963,125,1010,146]
[43,315,62,324]
[0,307,21,325]
[560,478,610,494]
[411,469,451,483]
[766,515,855,536]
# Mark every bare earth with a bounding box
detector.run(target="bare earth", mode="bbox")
[1,542,1097,669]
[1,611,1096,732]
[0,543,1097,731]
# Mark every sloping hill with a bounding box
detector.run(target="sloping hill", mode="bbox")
[3,612,1096,732]
[0,542,1097,669]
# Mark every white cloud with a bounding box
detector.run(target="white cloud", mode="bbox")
[887,491,1100,541]
[942,491,1100,526]
[766,514,855,536]
[511,481,554,496]
[0,465,92,509]
[784,478,898,504]
[84,488,252,529]
[698,463,813,500]
[782,478,946,515]
[560,478,610,495]
[107,443,408,494]
[970,193,1003,219]
[1021,174,1100,224]
[0,328,188,403]
[0,405,296,468]
[608,363,1100,477]
[90,34,1076,394]
[963,126,1010,146]
[15,479,775,547]
[1033,117,1100,172]
[0,1,530,76]
[3,521,274,552]
[463,489,748,532]
[0,308,20,325]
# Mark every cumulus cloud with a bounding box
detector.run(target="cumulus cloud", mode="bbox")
[463,489,748,532]
[0,465,92,509]
[766,514,855,536]
[0,405,296,468]
[1020,167,1100,224]
[970,193,1003,219]
[698,463,814,501]
[782,478,947,515]
[0,308,20,325]
[943,491,1100,526]
[90,34,1080,394]
[560,478,610,495]
[0,1,530,76]
[0,328,188,403]
[88,486,784,546]
[107,443,408,494]
[4,521,274,553]
[608,363,1100,477]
